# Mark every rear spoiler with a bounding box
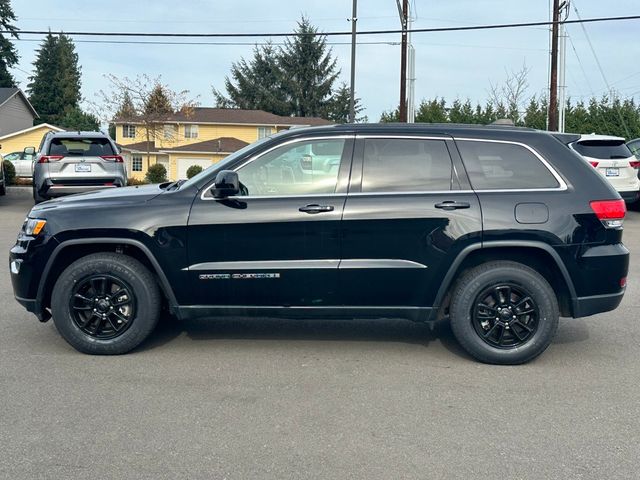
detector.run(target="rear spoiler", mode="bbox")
[552,133,581,146]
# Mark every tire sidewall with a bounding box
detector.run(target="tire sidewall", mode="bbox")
[51,254,160,354]
[450,264,559,364]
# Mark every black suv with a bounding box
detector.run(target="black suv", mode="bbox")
[10,124,629,364]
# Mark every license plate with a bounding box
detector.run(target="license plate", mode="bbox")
[605,168,619,177]
[74,164,91,173]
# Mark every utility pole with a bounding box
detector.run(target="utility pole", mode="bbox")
[548,0,560,131]
[348,0,358,123]
[407,7,415,123]
[557,1,570,133]
[397,0,408,122]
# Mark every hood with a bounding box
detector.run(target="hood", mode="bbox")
[32,184,165,213]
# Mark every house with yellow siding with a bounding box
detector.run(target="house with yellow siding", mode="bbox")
[0,123,64,156]
[114,107,331,181]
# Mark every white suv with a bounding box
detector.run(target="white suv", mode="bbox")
[569,134,640,204]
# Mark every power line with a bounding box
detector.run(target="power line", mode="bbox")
[2,14,639,38]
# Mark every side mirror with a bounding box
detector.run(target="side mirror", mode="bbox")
[212,170,240,198]
[23,146,36,155]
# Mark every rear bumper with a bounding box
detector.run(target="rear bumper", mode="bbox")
[572,290,625,318]
[619,190,640,203]
[40,178,124,197]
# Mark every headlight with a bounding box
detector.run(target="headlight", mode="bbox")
[23,218,47,236]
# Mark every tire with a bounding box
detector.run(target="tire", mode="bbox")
[0,182,5,196]
[51,252,161,354]
[449,261,559,365]
[33,183,47,204]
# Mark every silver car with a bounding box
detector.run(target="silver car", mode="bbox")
[32,131,127,203]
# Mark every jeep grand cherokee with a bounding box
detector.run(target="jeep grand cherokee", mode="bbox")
[10,124,629,364]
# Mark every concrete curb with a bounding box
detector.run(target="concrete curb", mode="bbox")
[6,186,33,198]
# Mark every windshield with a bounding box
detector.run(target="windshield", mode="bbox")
[179,134,279,190]
[573,140,633,159]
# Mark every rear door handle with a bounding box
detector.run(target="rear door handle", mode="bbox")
[435,201,471,210]
[299,204,335,214]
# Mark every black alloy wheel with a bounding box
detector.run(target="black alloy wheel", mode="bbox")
[472,283,538,349]
[70,274,137,339]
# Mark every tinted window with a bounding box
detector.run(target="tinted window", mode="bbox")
[237,139,345,196]
[573,140,632,159]
[361,139,452,192]
[627,140,640,159]
[457,140,560,190]
[49,138,115,157]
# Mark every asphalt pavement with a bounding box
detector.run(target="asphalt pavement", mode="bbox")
[1,187,639,480]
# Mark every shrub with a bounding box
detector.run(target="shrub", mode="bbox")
[145,163,167,184]
[3,160,16,185]
[186,164,203,179]
[127,177,149,186]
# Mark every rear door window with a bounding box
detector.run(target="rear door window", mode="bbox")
[361,138,453,192]
[572,140,633,159]
[49,138,115,157]
[456,140,560,190]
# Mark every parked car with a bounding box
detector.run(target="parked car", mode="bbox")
[32,131,127,203]
[564,134,640,203]
[10,124,629,364]
[3,148,35,178]
[626,138,640,160]
[0,153,5,196]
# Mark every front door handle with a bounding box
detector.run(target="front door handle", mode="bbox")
[435,201,471,210]
[299,204,335,214]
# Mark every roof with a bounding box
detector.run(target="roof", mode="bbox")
[0,88,39,118]
[160,137,249,154]
[0,123,64,141]
[119,141,160,153]
[114,107,332,127]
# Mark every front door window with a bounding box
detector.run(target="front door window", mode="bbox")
[236,139,346,196]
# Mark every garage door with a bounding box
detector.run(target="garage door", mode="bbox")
[177,158,212,179]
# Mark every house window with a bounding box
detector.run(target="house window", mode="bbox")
[258,126,273,139]
[132,155,143,172]
[184,124,198,139]
[163,124,177,140]
[122,124,136,138]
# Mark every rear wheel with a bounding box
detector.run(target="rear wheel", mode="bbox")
[0,182,5,196]
[449,261,559,365]
[51,253,161,354]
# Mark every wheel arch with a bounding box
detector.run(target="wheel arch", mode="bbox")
[37,238,179,316]
[433,241,577,319]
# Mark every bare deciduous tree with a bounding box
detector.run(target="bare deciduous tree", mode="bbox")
[488,63,531,124]
[95,74,199,166]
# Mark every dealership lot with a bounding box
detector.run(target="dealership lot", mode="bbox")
[1,188,639,479]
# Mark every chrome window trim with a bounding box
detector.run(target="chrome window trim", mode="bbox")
[355,134,451,140]
[200,135,353,201]
[453,137,569,192]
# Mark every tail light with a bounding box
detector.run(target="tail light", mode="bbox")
[590,199,626,228]
[589,161,599,168]
[100,155,124,163]
[630,160,640,169]
[38,155,64,163]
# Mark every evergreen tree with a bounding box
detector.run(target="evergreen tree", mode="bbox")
[379,108,399,122]
[214,43,289,115]
[116,90,136,120]
[58,106,100,131]
[0,0,18,88]
[322,82,365,123]
[415,98,447,123]
[523,97,547,130]
[214,17,344,119]
[279,17,339,117]
[28,32,82,125]
[144,84,173,118]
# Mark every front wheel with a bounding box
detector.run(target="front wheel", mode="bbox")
[51,253,161,354]
[449,261,559,365]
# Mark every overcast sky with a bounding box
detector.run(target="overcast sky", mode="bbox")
[9,0,640,121]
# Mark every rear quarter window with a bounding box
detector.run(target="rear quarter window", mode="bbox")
[456,140,560,190]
